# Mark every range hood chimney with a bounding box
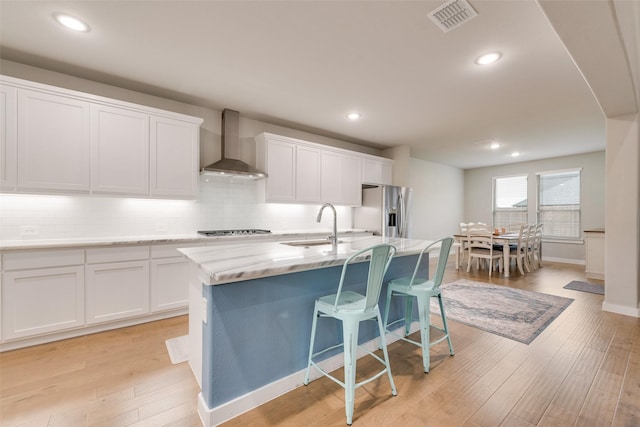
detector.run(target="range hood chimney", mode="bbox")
[200,109,267,179]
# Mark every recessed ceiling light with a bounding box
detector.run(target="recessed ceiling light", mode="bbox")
[53,13,90,32]
[490,142,501,150]
[511,152,520,157]
[347,112,362,120]
[475,52,502,65]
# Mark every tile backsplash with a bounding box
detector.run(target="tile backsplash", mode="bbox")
[0,178,353,241]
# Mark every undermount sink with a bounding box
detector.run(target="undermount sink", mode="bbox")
[281,239,343,248]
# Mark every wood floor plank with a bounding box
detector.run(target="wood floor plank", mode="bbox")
[510,336,586,424]
[537,403,578,427]
[612,319,640,426]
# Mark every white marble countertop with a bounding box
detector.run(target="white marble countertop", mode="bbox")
[0,229,371,251]
[179,235,432,285]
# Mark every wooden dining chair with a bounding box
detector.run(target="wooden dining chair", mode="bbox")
[467,230,503,276]
[529,223,543,269]
[508,224,530,275]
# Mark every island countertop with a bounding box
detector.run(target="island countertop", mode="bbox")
[179,235,432,285]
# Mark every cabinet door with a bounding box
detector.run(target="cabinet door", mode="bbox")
[150,116,199,198]
[85,261,150,324]
[321,151,342,203]
[17,89,90,192]
[0,85,17,189]
[585,233,605,279]
[321,151,362,206]
[150,257,190,312]
[265,138,296,202]
[2,266,85,340]
[91,104,149,195]
[295,145,321,203]
[341,154,362,206]
[362,158,392,185]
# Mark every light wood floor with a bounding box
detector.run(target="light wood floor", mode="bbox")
[1,261,638,427]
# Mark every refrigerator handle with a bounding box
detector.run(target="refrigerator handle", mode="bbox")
[398,192,404,237]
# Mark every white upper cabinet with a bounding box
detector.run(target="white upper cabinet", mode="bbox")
[150,116,199,198]
[295,144,322,203]
[321,151,362,206]
[362,157,393,185]
[91,104,149,195]
[0,85,17,189]
[258,136,296,202]
[257,132,387,206]
[17,89,91,192]
[1,75,202,198]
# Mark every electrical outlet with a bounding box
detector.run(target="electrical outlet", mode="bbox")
[20,225,40,236]
[201,297,208,324]
[155,222,168,232]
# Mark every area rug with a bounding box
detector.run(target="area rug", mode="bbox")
[563,280,604,295]
[165,335,189,364]
[430,279,574,344]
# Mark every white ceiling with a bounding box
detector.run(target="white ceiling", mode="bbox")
[0,0,611,169]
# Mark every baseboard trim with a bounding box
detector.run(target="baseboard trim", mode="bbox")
[602,302,640,318]
[197,321,421,426]
[0,308,188,352]
[541,256,585,265]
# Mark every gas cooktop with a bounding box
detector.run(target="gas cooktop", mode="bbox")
[197,229,271,237]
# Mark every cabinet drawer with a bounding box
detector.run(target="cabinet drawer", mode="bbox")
[151,243,200,259]
[86,246,149,264]
[3,249,84,271]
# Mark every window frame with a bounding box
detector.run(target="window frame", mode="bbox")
[536,168,582,241]
[492,174,528,230]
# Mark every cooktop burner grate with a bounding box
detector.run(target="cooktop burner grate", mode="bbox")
[197,229,271,236]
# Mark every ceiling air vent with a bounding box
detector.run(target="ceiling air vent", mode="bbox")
[428,0,478,33]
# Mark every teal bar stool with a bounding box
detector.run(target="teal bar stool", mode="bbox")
[383,237,454,373]
[303,244,397,426]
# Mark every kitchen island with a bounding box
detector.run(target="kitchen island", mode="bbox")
[179,235,432,426]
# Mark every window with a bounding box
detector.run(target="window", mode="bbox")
[493,175,528,229]
[537,169,581,239]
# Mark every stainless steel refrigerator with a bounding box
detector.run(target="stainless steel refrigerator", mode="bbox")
[353,184,412,238]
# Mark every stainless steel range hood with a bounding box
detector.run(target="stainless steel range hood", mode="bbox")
[200,109,267,179]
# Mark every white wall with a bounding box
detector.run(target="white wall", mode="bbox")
[603,114,639,317]
[407,158,464,240]
[464,151,605,263]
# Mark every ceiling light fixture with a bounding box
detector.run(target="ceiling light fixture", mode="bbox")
[490,142,501,150]
[511,152,520,157]
[347,112,362,121]
[475,52,501,65]
[53,13,90,32]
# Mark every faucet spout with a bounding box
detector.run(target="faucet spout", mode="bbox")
[316,203,338,248]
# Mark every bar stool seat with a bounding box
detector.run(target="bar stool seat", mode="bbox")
[304,244,397,425]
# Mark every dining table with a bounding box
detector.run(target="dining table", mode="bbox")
[453,232,521,278]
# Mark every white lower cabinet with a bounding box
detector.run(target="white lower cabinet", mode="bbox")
[2,265,85,340]
[151,258,190,312]
[2,248,85,341]
[86,260,150,325]
[85,246,150,325]
[585,230,605,280]
[150,243,198,312]
[0,242,199,350]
